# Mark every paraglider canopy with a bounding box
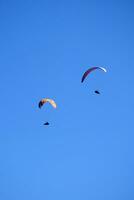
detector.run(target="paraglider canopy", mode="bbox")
[81,67,107,83]
[38,98,57,109]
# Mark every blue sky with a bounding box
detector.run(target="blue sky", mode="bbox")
[0,0,134,199]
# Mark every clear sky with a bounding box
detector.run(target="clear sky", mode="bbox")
[0,0,134,199]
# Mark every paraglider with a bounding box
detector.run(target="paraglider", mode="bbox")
[94,90,100,94]
[38,98,57,127]
[38,98,57,109]
[81,67,107,83]
[44,122,49,125]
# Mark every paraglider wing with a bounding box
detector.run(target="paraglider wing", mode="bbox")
[81,67,107,83]
[38,98,57,109]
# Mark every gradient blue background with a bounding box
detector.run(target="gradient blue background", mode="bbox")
[0,0,134,199]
